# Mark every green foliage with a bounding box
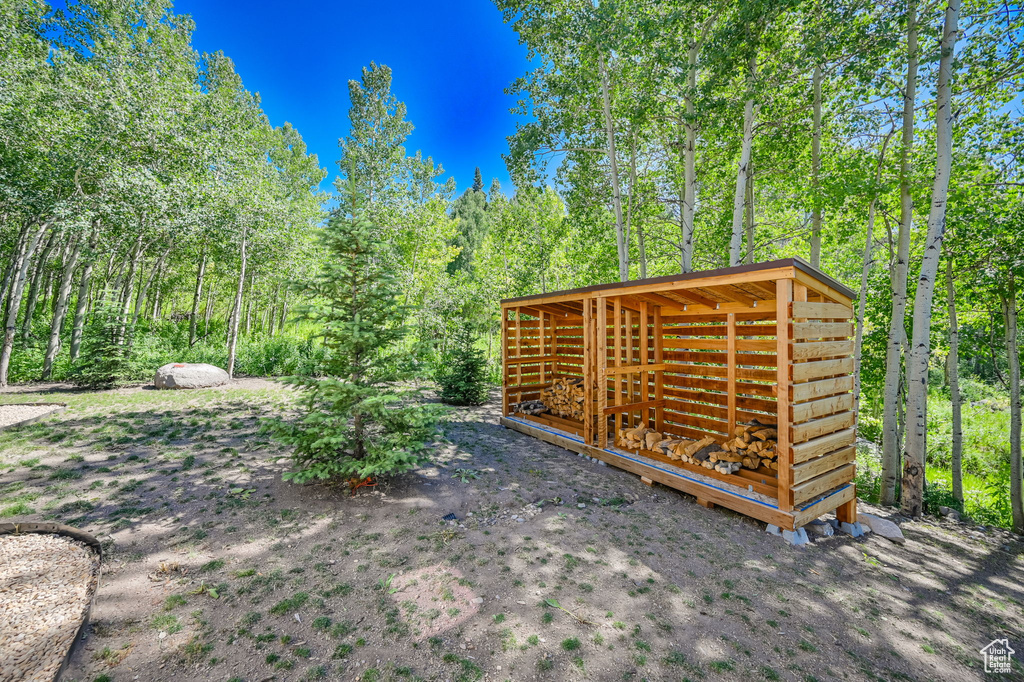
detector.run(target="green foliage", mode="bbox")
[447,182,489,274]
[70,297,142,388]
[263,181,443,484]
[436,325,490,406]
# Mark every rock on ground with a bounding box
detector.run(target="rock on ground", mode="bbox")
[153,363,229,390]
[861,513,906,544]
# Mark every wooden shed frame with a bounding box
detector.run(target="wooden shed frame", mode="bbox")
[499,258,858,531]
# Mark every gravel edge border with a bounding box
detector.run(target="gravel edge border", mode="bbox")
[0,523,103,682]
[0,403,67,431]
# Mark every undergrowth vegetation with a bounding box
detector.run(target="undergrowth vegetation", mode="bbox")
[857,379,1013,527]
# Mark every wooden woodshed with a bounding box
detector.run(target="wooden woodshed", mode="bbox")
[499,258,859,531]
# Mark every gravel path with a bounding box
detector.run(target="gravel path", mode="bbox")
[0,404,62,429]
[0,534,100,682]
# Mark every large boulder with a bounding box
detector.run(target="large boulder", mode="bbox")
[860,513,906,544]
[154,363,230,389]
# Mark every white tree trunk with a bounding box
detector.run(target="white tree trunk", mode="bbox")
[1001,277,1023,533]
[881,0,919,506]
[901,0,960,517]
[42,233,84,378]
[21,229,58,341]
[227,226,248,378]
[70,229,98,361]
[730,55,757,267]
[0,224,28,315]
[244,272,255,335]
[131,248,169,330]
[945,257,963,503]
[278,291,288,334]
[628,131,646,279]
[809,65,823,268]
[681,42,699,273]
[598,53,628,282]
[854,131,893,406]
[745,165,755,263]
[0,220,51,386]
[116,235,144,345]
[188,251,206,346]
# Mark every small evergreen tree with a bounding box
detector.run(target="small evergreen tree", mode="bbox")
[263,179,443,485]
[70,296,140,388]
[472,166,484,192]
[436,324,489,406]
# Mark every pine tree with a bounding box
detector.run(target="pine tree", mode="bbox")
[447,178,489,275]
[472,166,484,192]
[436,324,490,406]
[264,178,443,485]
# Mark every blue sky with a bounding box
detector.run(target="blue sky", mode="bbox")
[175,0,530,195]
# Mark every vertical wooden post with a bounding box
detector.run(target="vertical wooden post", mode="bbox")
[726,312,737,432]
[639,300,649,427]
[514,307,522,407]
[776,279,793,512]
[539,311,546,388]
[836,496,858,524]
[583,297,593,445]
[613,298,622,439]
[653,305,664,433]
[501,306,509,417]
[552,316,561,379]
[625,309,634,427]
[597,297,608,448]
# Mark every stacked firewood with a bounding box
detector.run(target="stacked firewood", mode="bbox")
[540,377,585,420]
[512,399,548,415]
[615,421,778,476]
[721,423,779,471]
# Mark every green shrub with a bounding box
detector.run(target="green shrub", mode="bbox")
[435,325,489,406]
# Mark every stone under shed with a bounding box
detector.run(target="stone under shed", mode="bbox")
[499,258,859,536]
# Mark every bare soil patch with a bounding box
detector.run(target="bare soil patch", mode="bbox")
[0,380,1020,682]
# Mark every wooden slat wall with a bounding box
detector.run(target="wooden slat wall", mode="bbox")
[501,271,858,526]
[786,299,858,506]
[659,316,778,441]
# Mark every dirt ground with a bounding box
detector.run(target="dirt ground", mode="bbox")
[0,379,1021,682]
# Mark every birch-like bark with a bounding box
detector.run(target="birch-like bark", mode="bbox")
[227,226,248,378]
[744,165,755,263]
[1002,277,1023,533]
[204,285,214,337]
[945,258,963,503]
[598,53,628,282]
[189,252,206,346]
[268,284,280,336]
[809,65,823,268]
[881,0,919,506]
[151,271,161,321]
[901,0,960,517]
[131,248,169,330]
[1,222,29,316]
[628,131,646,279]
[278,291,287,333]
[70,229,98,361]
[244,272,255,336]
[681,43,698,273]
[21,229,58,340]
[116,234,144,344]
[0,220,51,386]
[855,132,893,405]
[42,233,84,378]
[729,54,757,267]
